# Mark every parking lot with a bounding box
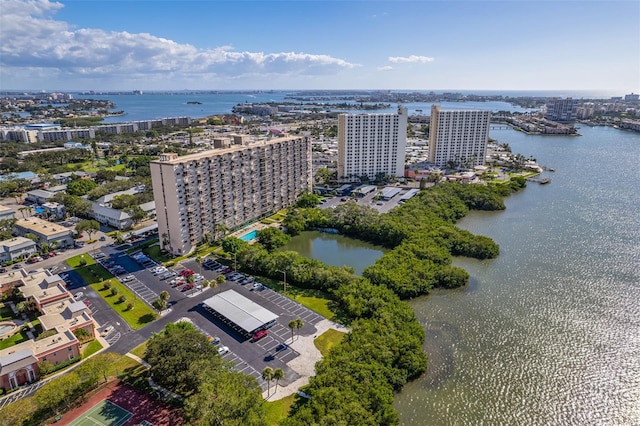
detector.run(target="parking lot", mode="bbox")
[318,188,412,214]
[59,245,332,392]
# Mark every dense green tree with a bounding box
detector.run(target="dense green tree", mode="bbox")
[110,194,137,210]
[295,193,321,208]
[66,178,98,196]
[0,397,36,426]
[33,372,82,414]
[221,236,247,254]
[256,227,290,252]
[125,205,146,225]
[75,219,100,240]
[144,321,220,395]
[184,360,266,426]
[95,169,117,184]
[0,218,16,240]
[76,352,120,385]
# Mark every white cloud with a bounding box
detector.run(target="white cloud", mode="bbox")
[388,55,435,64]
[0,0,357,87]
[378,66,393,71]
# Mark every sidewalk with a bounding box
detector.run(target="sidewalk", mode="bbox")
[262,319,347,401]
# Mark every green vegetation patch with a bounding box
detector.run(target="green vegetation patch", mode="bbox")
[66,255,112,285]
[0,303,15,320]
[129,341,147,359]
[264,393,296,426]
[142,244,173,263]
[83,340,103,358]
[0,328,30,350]
[313,329,346,356]
[89,279,158,330]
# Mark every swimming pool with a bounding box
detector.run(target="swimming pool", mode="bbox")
[239,230,258,242]
[35,207,45,214]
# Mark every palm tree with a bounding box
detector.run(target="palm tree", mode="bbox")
[159,290,170,302]
[261,367,274,397]
[273,368,284,393]
[288,318,304,342]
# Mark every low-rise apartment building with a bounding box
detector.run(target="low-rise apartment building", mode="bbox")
[151,135,312,255]
[0,269,94,390]
[14,217,74,248]
[0,237,37,263]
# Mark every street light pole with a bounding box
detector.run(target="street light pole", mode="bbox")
[276,270,286,292]
[233,252,237,271]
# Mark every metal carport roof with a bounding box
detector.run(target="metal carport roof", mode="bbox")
[202,290,278,334]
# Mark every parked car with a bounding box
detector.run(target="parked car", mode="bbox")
[208,336,220,345]
[122,275,135,282]
[181,283,195,291]
[275,343,289,352]
[251,282,265,291]
[218,346,230,355]
[180,269,195,277]
[100,326,115,337]
[73,291,84,299]
[172,280,185,287]
[251,330,268,342]
[99,236,107,241]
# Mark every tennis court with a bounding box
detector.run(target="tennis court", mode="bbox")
[68,399,132,426]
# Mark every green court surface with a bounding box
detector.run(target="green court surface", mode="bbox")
[68,400,132,426]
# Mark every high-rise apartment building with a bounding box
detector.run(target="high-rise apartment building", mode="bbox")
[337,106,408,181]
[428,105,491,167]
[545,98,578,122]
[151,136,312,255]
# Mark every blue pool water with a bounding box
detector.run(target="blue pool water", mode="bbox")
[35,207,45,214]
[239,230,258,241]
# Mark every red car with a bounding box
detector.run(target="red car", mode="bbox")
[181,283,194,291]
[180,269,195,277]
[251,330,268,342]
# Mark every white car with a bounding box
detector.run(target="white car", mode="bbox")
[218,346,229,355]
[122,275,135,282]
[74,291,84,299]
[100,326,115,337]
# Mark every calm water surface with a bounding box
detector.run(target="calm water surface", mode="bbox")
[75,92,535,122]
[280,230,386,276]
[394,126,640,425]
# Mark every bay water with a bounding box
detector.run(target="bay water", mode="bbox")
[394,125,640,425]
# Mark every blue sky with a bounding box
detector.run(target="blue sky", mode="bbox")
[1,0,638,93]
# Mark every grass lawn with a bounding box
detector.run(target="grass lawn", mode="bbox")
[83,339,103,358]
[0,329,30,350]
[142,244,173,264]
[264,393,296,426]
[129,341,147,359]
[0,303,16,320]
[314,329,346,357]
[66,254,158,330]
[261,279,335,320]
[109,354,144,379]
[89,280,158,330]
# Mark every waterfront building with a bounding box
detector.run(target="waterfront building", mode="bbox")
[151,136,312,255]
[337,106,408,182]
[545,98,579,122]
[428,105,491,167]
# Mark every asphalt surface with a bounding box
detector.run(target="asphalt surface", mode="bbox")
[88,248,326,392]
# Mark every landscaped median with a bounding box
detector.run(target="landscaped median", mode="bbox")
[66,254,158,330]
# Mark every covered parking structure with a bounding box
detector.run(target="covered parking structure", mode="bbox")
[202,290,278,337]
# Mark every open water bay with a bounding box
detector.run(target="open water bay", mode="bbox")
[394,126,640,425]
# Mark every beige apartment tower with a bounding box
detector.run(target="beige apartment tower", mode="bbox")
[428,105,491,167]
[337,106,408,182]
[151,136,312,255]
